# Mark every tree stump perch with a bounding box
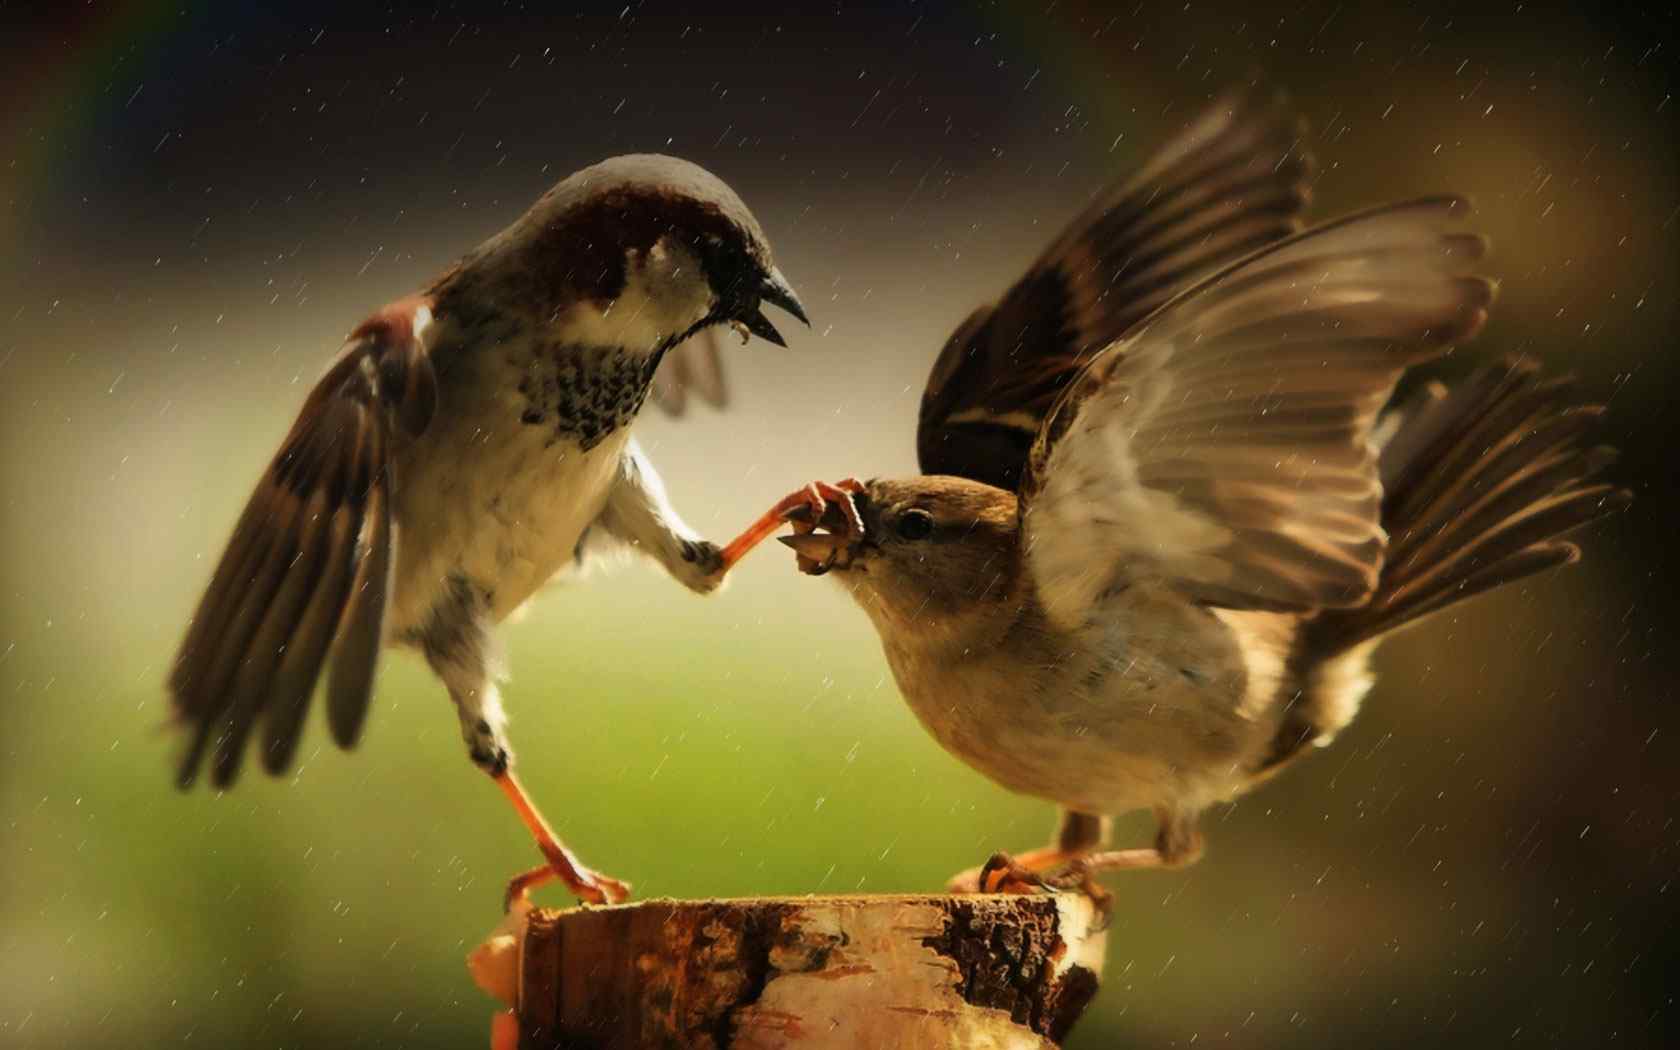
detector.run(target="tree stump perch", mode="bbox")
[470,894,1107,1049]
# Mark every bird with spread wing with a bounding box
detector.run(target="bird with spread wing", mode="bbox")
[767,86,1631,897]
[170,155,817,907]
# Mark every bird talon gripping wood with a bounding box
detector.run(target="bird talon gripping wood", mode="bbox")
[977,851,1050,895]
[167,154,809,907]
[497,769,633,910]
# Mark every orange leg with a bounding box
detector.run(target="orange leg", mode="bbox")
[948,810,1107,893]
[986,846,1174,888]
[964,848,1123,926]
[496,770,630,910]
[952,808,1201,900]
[712,479,865,574]
[490,1010,519,1050]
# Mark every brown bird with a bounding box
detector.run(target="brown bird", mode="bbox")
[169,154,812,906]
[773,88,1631,896]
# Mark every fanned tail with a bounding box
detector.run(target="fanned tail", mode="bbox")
[1314,356,1629,652]
[1257,357,1630,776]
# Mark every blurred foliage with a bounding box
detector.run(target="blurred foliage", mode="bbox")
[2,2,1675,1047]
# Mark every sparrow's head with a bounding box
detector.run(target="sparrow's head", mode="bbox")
[781,476,1022,636]
[510,153,806,353]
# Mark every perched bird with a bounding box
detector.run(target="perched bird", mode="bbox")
[169,154,810,906]
[775,88,1630,895]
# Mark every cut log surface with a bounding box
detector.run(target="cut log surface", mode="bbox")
[479,893,1108,1050]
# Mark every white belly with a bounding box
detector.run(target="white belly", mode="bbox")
[387,401,630,632]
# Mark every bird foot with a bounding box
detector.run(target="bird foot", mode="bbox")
[712,478,866,577]
[493,770,632,911]
[949,849,1115,925]
[777,478,867,574]
[504,856,632,912]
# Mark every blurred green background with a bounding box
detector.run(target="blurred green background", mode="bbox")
[2,2,1676,1047]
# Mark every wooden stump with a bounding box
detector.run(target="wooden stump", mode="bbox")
[470,894,1106,1049]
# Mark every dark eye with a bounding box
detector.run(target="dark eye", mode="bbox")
[896,509,935,541]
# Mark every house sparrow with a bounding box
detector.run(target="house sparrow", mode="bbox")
[169,154,812,907]
[773,89,1630,896]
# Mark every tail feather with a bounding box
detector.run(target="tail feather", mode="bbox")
[1311,356,1629,652]
[1254,357,1630,780]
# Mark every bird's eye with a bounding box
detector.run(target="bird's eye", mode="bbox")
[896,509,935,541]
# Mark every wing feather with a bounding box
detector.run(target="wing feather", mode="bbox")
[171,304,429,787]
[917,84,1316,489]
[258,404,373,774]
[326,445,391,750]
[650,327,730,417]
[1022,198,1494,628]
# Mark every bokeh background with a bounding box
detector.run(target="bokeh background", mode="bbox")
[3,2,1676,1047]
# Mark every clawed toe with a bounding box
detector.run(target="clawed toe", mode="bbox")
[948,848,1114,921]
[712,479,867,580]
[574,865,632,906]
[493,770,631,913]
[776,479,867,574]
[503,859,632,912]
[979,851,1054,895]
[948,851,1054,896]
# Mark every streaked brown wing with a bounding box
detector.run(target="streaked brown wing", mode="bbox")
[1021,198,1494,628]
[916,84,1315,490]
[650,326,730,417]
[169,302,436,789]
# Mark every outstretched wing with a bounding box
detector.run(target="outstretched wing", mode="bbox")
[1021,197,1494,629]
[917,85,1315,490]
[169,298,438,788]
[649,327,730,417]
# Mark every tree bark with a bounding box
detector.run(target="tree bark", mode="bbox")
[470,893,1107,1050]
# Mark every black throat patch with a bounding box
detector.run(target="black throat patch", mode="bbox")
[515,341,662,451]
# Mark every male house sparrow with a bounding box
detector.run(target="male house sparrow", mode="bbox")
[170,154,809,905]
[775,89,1630,894]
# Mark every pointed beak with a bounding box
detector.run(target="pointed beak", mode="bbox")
[740,307,788,348]
[761,267,808,326]
[740,266,807,348]
[777,532,854,575]
[777,532,850,559]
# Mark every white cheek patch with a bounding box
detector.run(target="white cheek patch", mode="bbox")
[551,240,714,355]
[552,292,668,355]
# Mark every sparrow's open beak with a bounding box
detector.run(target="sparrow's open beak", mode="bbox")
[741,267,808,348]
